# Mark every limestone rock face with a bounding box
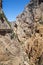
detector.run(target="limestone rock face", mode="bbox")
[0,34,22,65]
[0,0,11,31]
[0,0,43,65]
[13,0,43,65]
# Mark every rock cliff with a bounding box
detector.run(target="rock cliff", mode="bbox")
[0,0,43,65]
[13,0,43,65]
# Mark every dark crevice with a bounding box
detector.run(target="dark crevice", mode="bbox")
[1,17,4,23]
[14,23,17,28]
[40,34,42,37]
[39,0,43,4]
[35,29,40,33]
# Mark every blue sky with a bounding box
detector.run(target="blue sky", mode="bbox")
[3,0,30,22]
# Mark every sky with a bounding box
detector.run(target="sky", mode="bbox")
[3,0,30,22]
